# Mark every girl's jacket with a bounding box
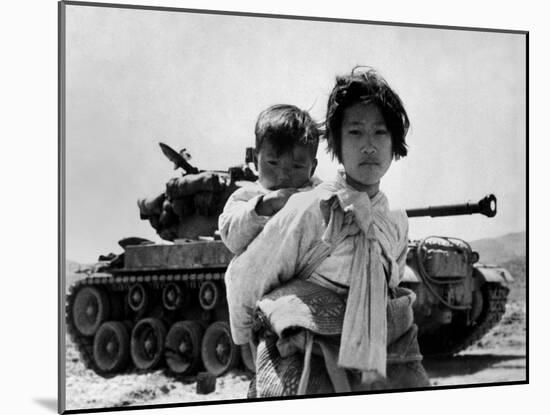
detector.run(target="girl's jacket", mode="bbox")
[225,171,409,377]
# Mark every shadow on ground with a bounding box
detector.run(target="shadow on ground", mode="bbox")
[423,354,525,377]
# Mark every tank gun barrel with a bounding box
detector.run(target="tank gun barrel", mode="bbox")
[406,194,497,218]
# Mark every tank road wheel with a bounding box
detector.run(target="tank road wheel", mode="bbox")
[128,283,148,312]
[165,321,204,376]
[162,283,186,311]
[240,343,256,373]
[198,281,220,311]
[201,321,240,376]
[72,286,110,337]
[93,321,130,374]
[470,289,484,323]
[131,318,166,370]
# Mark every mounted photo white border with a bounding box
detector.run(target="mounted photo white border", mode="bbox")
[3,0,543,414]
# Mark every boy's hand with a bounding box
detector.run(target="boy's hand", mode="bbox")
[255,188,299,216]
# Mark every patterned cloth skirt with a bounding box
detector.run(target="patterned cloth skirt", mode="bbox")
[248,325,430,398]
[248,279,431,398]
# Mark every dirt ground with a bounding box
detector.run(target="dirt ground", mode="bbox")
[64,285,526,411]
[424,298,526,387]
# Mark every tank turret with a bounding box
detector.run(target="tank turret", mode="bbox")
[137,143,258,241]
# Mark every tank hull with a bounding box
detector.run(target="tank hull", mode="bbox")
[66,241,242,378]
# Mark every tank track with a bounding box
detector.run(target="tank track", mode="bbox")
[66,271,226,377]
[66,279,97,373]
[418,283,510,357]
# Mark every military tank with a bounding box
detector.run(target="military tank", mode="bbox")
[66,144,513,379]
[402,195,513,356]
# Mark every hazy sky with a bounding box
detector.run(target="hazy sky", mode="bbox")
[64,4,526,263]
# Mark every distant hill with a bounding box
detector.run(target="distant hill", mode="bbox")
[470,231,526,295]
[66,260,82,274]
[470,231,526,265]
[65,260,93,292]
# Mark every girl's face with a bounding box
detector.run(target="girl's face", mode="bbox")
[340,102,393,195]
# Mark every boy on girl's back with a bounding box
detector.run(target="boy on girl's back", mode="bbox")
[218,104,320,255]
[224,68,430,395]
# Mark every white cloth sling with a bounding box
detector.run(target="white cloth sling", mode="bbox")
[295,174,403,378]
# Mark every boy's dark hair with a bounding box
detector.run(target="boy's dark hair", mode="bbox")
[255,104,320,157]
[325,66,409,162]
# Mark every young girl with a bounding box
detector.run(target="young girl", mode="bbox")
[225,67,429,396]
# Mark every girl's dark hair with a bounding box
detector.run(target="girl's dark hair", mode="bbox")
[325,66,409,162]
[255,104,320,157]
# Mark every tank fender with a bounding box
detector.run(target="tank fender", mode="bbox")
[401,265,421,284]
[473,264,514,284]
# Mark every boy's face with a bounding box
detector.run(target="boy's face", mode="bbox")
[340,102,393,190]
[257,141,317,190]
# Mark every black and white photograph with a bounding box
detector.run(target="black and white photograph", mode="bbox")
[58,0,528,413]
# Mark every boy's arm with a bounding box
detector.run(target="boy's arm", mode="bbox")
[225,194,320,344]
[218,188,270,254]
